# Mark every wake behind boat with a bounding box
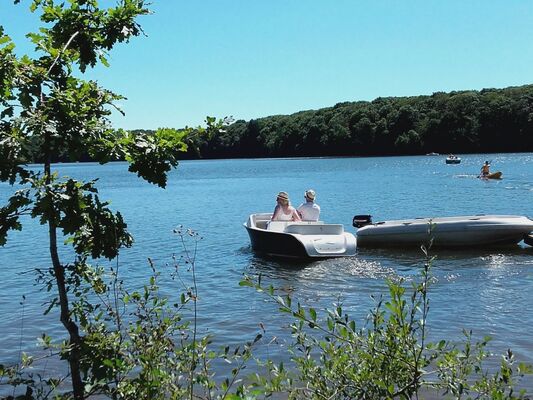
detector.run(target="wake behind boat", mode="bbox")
[353,214,533,248]
[244,213,357,258]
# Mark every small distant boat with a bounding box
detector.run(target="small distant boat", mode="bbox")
[479,171,503,180]
[445,155,461,164]
[353,214,533,248]
[244,213,357,258]
[426,152,440,156]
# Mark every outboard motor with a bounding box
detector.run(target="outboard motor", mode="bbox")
[353,215,372,228]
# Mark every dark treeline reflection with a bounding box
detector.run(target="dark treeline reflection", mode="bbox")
[146,84,533,158]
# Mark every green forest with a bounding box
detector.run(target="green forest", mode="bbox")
[143,84,533,159]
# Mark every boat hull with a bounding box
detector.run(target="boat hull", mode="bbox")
[356,215,533,248]
[445,158,461,164]
[245,225,309,258]
[244,214,357,258]
[480,171,503,180]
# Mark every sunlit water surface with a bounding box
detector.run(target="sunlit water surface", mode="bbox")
[1,154,532,390]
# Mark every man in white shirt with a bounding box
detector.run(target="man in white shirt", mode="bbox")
[297,189,321,221]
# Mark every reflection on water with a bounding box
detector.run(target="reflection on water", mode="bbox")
[358,243,532,260]
[1,154,533,392]
[248,253,396,280]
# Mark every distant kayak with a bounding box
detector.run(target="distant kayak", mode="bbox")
[479,171,503,180]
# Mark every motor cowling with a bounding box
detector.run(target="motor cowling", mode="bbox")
[353,215,372,228]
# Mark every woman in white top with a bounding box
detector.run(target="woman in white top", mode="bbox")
[271,191,301,221]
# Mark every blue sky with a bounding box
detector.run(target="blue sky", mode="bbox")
[2,1,533,130]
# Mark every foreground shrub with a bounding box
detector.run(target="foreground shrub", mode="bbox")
[241,247,532,399]
[2,235,531,399]
[1,229,260,399]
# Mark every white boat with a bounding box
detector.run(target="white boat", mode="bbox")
[244,213,357,258]
[353,215,533,248]
[445,155,461,164]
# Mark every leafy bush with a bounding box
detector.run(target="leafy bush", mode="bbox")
[241,248,532,399]
[1,229,260,399]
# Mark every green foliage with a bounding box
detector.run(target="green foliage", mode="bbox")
[29,177,131,256]
[0,126,33,184]
[0,189,31,245]
[121,127,191,187]
[184,85,533,158]
[24,0,150,73]
[2,230,261,399]
[0,1,225,398]
[241,252,532,399]
[0,0,227,242]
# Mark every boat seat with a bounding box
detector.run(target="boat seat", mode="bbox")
[266,221,290,232]
[255,220,269,230]
[285,224,343,235]
[266,220,325,232]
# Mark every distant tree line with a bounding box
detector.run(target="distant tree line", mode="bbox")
[139,84,533,159]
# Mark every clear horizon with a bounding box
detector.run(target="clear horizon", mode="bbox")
[2,0,533,130]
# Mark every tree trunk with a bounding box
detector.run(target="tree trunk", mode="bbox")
[45,162,84,399]
[49,223,84,399]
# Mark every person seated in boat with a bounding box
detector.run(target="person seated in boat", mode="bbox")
[297,189,321,221]
[271,191,301,221]
[480,160,490,176]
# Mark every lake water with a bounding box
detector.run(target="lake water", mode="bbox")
[1,153,532,389]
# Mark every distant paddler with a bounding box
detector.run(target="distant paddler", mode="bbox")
[480,160,491,177]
